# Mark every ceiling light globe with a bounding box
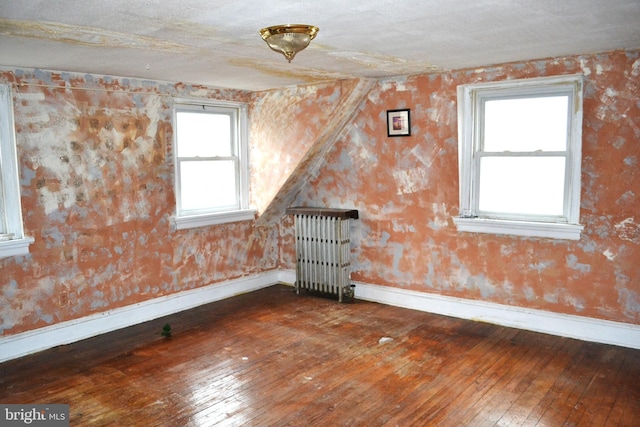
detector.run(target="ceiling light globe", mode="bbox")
[260,24,319,63]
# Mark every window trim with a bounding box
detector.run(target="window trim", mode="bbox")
[0,84,34,258]
[454,75,584,240]
[171,98,255,230]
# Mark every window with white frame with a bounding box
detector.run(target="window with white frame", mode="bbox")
[172,99,254,230]
[453,75,584,240]
[0,84,34,258]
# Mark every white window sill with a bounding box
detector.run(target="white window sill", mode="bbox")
[453,217,583,240]
[0,236,35,259]
[172,209,257,230]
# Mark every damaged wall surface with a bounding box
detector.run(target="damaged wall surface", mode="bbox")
[0,70,279,336]
[0,48,638,342]
[282,49,640,325]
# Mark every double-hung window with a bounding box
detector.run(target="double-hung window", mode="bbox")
[454,75,584,240]
[172,99,254,230]
[0,84,33,258]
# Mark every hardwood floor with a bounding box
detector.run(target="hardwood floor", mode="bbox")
[1,284,639,426]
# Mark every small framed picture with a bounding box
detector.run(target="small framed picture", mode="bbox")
[387,109,411,137]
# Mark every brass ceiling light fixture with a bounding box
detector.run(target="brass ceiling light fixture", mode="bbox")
[259,24,319,63]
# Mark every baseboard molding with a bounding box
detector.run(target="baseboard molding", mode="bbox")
[0,270,282,363]
[3,270,638,363]
[352,280,640,350]
[278,270,295,286]
[280,270,640,349]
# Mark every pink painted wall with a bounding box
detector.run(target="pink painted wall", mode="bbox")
[0,70,279,336]
[249,79,362,215]
[1,48,638,340]
[281,50,640,325]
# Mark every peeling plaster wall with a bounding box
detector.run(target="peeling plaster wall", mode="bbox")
[1,49,638,339]
[250,78,374,228]
[249,79,363,215]
[0,69,279,336]
[284,50,640,325]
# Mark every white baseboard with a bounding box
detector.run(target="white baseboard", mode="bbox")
[280,268,640,349]
[0,270,283,363]
[2,269,638,363]
[278,270,296,286]
[352,280,640,350]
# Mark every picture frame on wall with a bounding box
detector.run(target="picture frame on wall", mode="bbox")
[387,109,411,137]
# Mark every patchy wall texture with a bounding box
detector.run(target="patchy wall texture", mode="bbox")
[285,50,640,325]
[1,48,638,339]
[249,78,374,228]
[249,80,359,214]
[0,69,279,336]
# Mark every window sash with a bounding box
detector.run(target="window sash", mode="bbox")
[473,151,570,222]
[466,77,580,223]
[176,157,240,215]
[0,85,23,237]
[455,75,584,239]
[172,99,251,228]
[472,91,574,223]
[481,95,570,152]
[175,110,235,158]
[0,84,34,257]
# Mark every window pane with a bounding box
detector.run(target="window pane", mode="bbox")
[483,96,569,152]
[176,112,231,157]
[179,160,237,211]
[478,156,565,216]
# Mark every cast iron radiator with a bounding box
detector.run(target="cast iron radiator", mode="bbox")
[285,207,359,302]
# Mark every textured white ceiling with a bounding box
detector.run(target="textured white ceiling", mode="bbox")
[1,0,639,91]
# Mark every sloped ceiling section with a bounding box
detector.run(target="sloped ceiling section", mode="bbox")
[1,0,639,91]
[251,78,375,227]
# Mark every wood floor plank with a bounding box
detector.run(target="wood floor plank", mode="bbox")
[491,337,571,426]
[603,352,640,427]
[561,346,622,426]
[1,284,638,426]
[535,343,609,425]
[449,331,555,426]
[577,347,640,427]
[383,324,521,425]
